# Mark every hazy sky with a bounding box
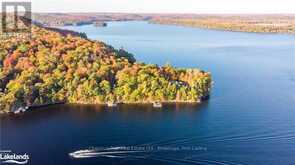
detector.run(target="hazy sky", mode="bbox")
[2,0,295,13]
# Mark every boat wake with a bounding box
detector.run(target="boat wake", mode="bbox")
[69,130,295,164]
[69,146,244,165]
[69,147,146,159]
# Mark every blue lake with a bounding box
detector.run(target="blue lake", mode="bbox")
[1,21,295,165]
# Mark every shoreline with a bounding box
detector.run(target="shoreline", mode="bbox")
[0,99,208,116]
[149,21,295,35]
[56,20,295,35]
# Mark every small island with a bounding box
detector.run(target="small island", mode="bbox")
[0,21,212,114]
[94,22,107,27]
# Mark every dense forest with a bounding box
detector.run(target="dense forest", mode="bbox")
[32,13,151,26]
[0,24,212,113]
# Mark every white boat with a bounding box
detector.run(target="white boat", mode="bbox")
[14,107,26,114]
[107,102,117,107]
[153,102,162,108]
[14,109,21,114]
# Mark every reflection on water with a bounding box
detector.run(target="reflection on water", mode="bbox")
[1,21,295,165]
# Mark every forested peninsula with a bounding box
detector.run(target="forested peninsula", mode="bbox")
[0,24,212,113]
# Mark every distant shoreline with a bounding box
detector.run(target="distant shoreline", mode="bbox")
[149,19,295,35]
[149,21,295,35]
[30,13,295,34]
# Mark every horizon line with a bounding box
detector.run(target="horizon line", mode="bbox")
[23,12,295,15]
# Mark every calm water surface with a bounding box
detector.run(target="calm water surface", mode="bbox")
[1,21,295,165]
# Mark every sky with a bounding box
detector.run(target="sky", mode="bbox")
[1,0,295,13]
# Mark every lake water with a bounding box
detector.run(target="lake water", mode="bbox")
[1,21,295,165]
